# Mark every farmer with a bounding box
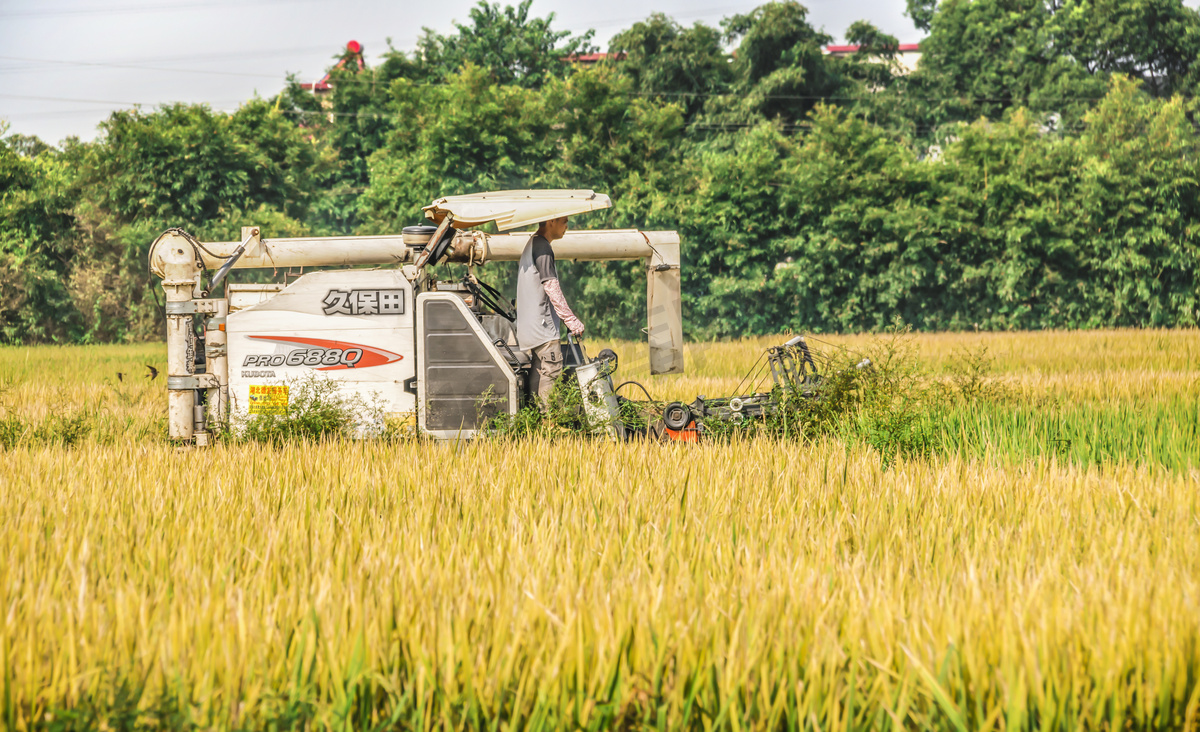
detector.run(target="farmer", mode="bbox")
[516,215,585,408]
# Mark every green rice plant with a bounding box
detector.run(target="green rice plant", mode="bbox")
[937,396,1200,472]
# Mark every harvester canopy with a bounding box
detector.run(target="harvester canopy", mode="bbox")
[422,189,612,231]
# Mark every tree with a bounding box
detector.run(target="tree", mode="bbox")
[609,15,732,121]
[416,0,594,88]
[915,0,1200,125]
[358,65,557,233]
[4,1,1200,344]
[775,107,944,332]
[1074,76,1200,326]
[228,98,325,221]
[540,67,687,337]
[1048,0,1200,98]
[273,42,414,235]
[357,63,686,336]
[915,0,1101,124]
[0,134,82,342]
[837,21,904,92]
[906,0,938,32]
[693,1,841,129]
[83,104,256,227]
[668,123,796,337]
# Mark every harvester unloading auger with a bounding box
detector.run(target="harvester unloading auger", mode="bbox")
[148,189,824,444]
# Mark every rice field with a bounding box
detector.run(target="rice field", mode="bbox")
[1,330,1198,730]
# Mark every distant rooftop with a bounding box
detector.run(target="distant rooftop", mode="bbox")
[826,42,922,75]
[826,43,921,54]
[566,52,625,64]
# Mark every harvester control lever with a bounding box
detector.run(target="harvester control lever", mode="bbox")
[411,217,454,275]
[494,339,522,367]
[566,332,588,366]
[209,227,259,292]
[464,275,516,321]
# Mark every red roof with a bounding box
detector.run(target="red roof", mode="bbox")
[826,43,921,53]
[566,52,625,63]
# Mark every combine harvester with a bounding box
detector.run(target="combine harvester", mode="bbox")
[149,190,820,444]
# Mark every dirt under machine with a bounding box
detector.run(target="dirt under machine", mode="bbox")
[149,190,687,444]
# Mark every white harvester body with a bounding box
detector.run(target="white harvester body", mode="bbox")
[226,270,418,422]
[149,190,683,444]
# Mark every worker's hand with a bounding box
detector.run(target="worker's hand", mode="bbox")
[565,316,585,336]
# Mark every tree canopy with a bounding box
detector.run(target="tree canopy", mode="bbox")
[416,0,595,88]
[3,0,1199,343]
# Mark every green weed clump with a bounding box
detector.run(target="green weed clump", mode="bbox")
[0,374,93,448]
[698,328,995,469]
[482,364,624,439]
[837,334,1010,468]
[1,379,123,449]
[231,376,386,445]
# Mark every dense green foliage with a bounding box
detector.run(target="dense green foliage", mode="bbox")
[3,0,1199,343]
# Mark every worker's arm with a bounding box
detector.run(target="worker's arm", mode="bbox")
[543,278,584,336]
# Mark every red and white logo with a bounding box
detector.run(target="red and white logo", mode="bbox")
[242,336,402,370]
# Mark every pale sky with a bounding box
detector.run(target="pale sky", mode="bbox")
[0,0,923,144]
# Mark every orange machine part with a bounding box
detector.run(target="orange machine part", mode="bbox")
[663,425,699,442]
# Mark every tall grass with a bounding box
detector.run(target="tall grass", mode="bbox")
[2,437,1198,730]
[1,330,1199,729]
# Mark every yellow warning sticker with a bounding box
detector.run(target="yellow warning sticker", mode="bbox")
[249,384,289,415]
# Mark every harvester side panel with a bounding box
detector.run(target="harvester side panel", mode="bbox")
[226,270,417,423]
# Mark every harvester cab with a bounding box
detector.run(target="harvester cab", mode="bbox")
[149,190,682,445]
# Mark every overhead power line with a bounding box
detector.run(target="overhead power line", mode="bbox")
[70,42,395,66]
[0,0,323,20]
[569,4,753,32]
[269,108,1093,137]
[0,84,1124,118]
[0,108,130,120]
[0,40,398,71]
[0,93,243,113]
[0,55,282,80]
[0,93,146,106]
[269,88,1113,111]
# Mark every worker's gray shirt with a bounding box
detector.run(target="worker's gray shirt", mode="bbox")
[516,234,560,351]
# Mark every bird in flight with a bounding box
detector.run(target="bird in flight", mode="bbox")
[146,365,159,381]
